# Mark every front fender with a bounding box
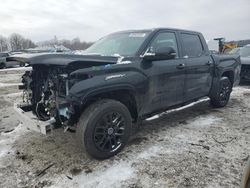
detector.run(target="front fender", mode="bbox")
[67,70,147,106]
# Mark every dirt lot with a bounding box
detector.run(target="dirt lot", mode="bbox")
[0,67,249,188]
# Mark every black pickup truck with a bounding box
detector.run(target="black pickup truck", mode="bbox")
[16,28,241,159]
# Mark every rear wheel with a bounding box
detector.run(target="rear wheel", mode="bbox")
[210,77,232,108]
[76,99,132,159]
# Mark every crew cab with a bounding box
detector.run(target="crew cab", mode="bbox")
[15,28,241,159]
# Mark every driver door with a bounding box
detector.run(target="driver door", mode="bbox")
[142,31,186,114]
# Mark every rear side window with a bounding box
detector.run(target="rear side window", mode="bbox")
[149,32,179,57]
[181,33,203,57]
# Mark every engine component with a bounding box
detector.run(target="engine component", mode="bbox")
[21,66,69,122]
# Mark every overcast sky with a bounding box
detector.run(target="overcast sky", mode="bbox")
[0,0,249,43]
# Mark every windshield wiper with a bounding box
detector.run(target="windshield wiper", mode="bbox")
[111,54,124,58]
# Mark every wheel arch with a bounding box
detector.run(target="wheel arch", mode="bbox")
[80,86,139,122]
[221,70,234,85]
[209,70,234,99]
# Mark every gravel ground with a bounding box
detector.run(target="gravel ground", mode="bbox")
[0,68,249,188]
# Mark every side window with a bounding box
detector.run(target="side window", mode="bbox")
[181,33,203,57]
[149,32,179,57]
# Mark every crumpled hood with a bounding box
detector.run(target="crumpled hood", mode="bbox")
[7,53,119,66]
[241,57,250,65]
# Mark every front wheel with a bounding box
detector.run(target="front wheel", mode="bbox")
[76,99,132,159]
[210,77,232,108]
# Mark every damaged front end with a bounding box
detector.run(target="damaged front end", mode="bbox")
[14,53,119,133]
[19,65,75,128]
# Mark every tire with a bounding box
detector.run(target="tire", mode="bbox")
[76,99,132,159]
[210,77,232,108]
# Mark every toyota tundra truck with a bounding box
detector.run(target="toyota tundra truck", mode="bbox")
[14,28,241,159]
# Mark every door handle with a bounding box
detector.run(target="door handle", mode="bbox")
[177,63,185,69]
[206,61,212,65]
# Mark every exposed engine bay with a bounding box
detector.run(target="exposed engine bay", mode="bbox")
[18,54,119,127]
[21,65,70,124]
[13,53,119,126]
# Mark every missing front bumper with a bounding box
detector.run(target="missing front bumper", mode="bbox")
[13,103,55,135]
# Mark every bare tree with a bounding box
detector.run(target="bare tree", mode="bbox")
[69,37,93,50]
[2,33,92,52]
[8,33,36,51]
[71,37,82,50]
[23,39,36,49]
[81,41,93,50]
[9,33,24,51]
[38,37,93,50]
[53,35,58,45]
[61,39,71,49]
[0,35,8,52]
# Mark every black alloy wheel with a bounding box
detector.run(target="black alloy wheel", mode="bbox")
[218,79,231,106]
[76,99,132,159]
[210,77,232,108]
[94,111,125,152]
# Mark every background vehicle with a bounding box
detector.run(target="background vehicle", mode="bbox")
[229,45,250,82]
[214,38,238,53]
[240,45,250,82]
[221,45,250,83]
[16,28,241,159]
[214,38,250,54]
[228,47,242,55]
[0,52,25,69]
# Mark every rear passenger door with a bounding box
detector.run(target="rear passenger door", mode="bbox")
[180,32,213,101]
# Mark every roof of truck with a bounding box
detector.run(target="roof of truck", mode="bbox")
[112,27,202,35]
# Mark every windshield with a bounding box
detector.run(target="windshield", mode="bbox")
[240,46,250,57]
[84,31,150,56]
